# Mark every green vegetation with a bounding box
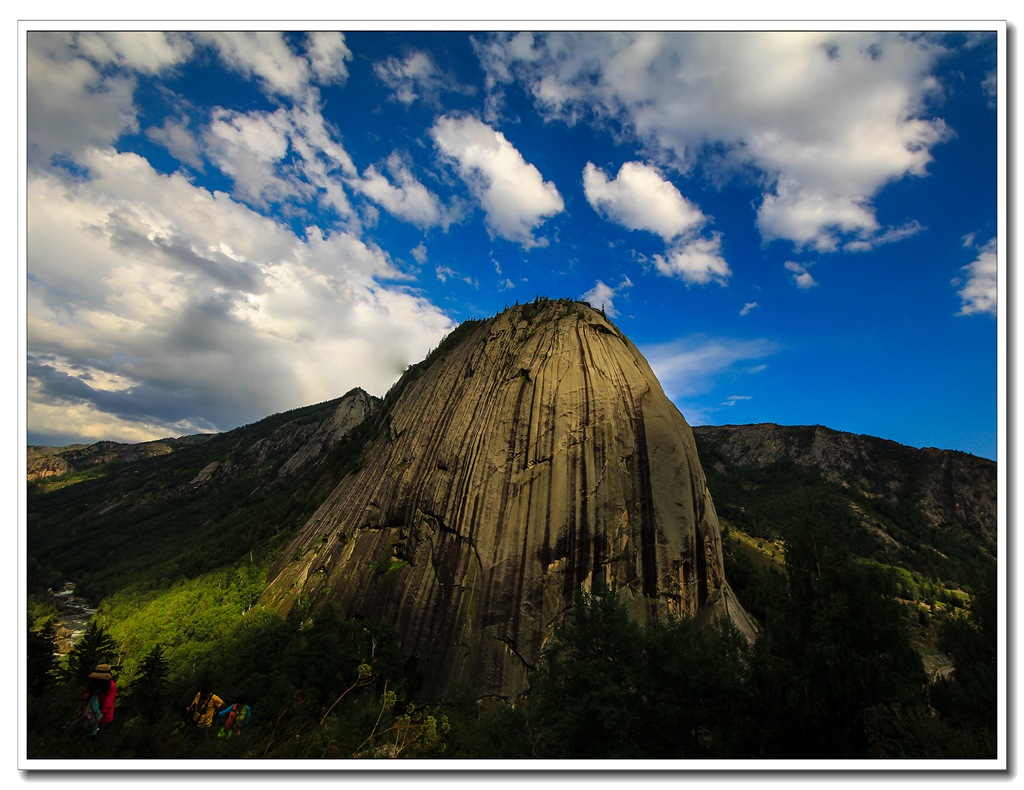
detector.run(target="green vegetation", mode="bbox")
[24,340,997,761]
[701,448,992,599]
[474,520,995,760]
[26,516,996,760]
[26,396,369,602]
[26,596,451,760]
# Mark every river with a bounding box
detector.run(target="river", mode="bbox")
[48,581,96,654]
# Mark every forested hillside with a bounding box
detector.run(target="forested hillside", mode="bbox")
[25,402,998,761]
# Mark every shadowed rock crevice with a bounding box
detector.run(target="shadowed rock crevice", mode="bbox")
[263,298,755,700]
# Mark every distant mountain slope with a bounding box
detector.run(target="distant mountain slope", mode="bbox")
[28,435,214,486]
[693,423,996,592]
[26,389,379,600]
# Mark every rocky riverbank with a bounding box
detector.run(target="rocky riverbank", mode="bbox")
[48,581,95,654]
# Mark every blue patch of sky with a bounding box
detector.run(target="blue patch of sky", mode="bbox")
[22,28,1001,459]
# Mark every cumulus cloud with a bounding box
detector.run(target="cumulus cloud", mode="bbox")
[193,31,352,102]
[581,276,632,317]
[785,260,818,289]
[477,31,950,252]
[653,235,731,286]
[351,153,456,229]
[411,242,428,264]
[584,160,730,285]
[25,144,454,446]
[201,101,359,222]
[740,302,758,316]
[75,31,193,74]
[583,161,706,241]
[197,32,313,98]
[204,107,302,208]
[430,114,564,247]
[146,116,206,170]
[305,31,352,84]
[27,32,143,166]
[954,236,997,317]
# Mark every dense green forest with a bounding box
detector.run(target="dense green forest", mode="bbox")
[26,518,996,760]
[25,396,998,761]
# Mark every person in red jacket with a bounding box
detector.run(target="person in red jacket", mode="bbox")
[83,663,117,736]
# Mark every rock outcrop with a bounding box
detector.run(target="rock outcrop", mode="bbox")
[693,423,997,554]
[263,300,755,701]
[27,436,210,483]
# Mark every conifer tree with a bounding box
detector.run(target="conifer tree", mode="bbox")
[126,643,170,721]
[64,622,117,684]
[26,621,58,696]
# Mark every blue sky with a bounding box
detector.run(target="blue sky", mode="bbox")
[22,25,1002,460]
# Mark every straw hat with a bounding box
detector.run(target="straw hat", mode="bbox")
[88,663,113,680]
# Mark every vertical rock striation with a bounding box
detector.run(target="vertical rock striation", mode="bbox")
[264,300,755,700]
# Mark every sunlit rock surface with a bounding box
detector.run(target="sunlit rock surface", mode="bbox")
[264,300,755,700]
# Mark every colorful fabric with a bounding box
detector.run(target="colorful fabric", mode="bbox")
[189,692,224,728]
[83,694,101,735]
[96,681,116,723]
[216,702,251,737]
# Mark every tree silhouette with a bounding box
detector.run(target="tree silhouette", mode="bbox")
[64,622,118,685]
[27,621,58,696]
[126,643,170,721]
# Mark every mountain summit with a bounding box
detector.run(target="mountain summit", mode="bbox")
[263,299,755,700]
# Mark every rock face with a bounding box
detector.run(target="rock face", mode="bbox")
[264,300,754,700]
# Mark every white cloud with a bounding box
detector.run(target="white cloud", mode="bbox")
[430,114,564,247]
[374,50,473,107]
[146,117,205,170]
[25,149,455,445]
[26,32,140,166]
[954,236,997,317]
[653,235,731,286]
[583,161,707,241]
[785,260,818,289]
[581,276,632,317]
[351,153,453,229]
[723,395,753,407]
[843,220,926,252]
[740,302,758,316]
[200,101,359,222]
[74,31,193,74]
[478,31,950,252]
[583,160,730,286]
[305,31,352,84]
[204,107,302,208]
[411,243,428,265]
[197,32,312,98]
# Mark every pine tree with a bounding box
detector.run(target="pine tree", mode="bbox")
[64,622,118,684]
[26,621,58,696]
[126,643,170,721]
[746,519,928,758]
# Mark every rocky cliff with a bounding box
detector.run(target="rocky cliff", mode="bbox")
[263,299,755,701]
[693,423,997,556]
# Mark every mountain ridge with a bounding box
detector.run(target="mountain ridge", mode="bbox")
[25,303,997,704]
[261,298,754,700]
